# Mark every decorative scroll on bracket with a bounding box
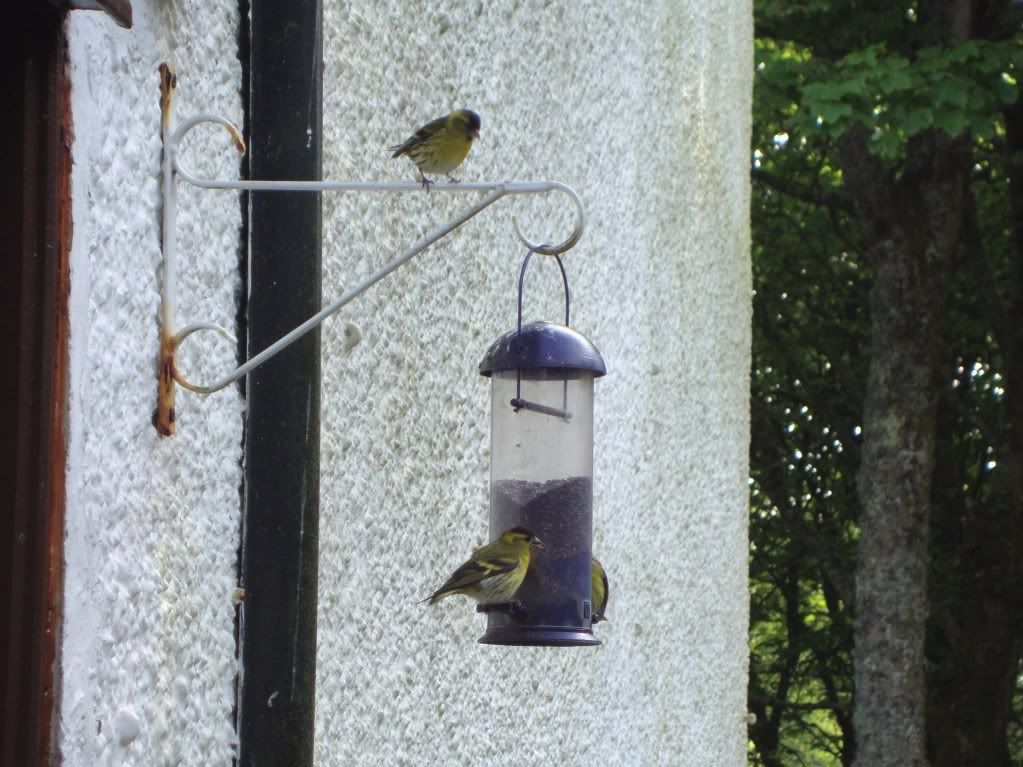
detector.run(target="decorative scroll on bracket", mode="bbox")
[154,63,585,435]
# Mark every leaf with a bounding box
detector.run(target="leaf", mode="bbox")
[945,40,980,63]
[899,108,934,135]
[933,110,970,137]
[970,115,996,141]
[819,101,854,123]
[829,77,869,99]
[869,128,902,159]
[997,76,1018,106]
[876,62,913,94]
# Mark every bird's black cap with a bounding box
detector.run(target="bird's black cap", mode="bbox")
[463,109,481,131]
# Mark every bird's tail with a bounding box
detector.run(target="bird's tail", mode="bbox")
[419,590,445,605]
[389,144,407,159]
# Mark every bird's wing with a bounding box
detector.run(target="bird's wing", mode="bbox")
[428,544,520,601]
[390,115,448,157]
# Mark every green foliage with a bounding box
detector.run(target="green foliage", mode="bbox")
[756,5,1023,161]
[796,41,1022,154]
[750,1,1023,765]
[748,148,864,767]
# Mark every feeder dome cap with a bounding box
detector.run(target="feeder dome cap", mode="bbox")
[479,321,606,377]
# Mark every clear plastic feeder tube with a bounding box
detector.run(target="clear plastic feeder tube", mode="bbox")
[482,368,598,646]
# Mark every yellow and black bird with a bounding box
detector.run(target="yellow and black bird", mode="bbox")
[592,557,610,623]
[390,109,481,189]
[424,527,540,606]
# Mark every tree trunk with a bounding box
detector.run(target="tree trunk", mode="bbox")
[926,373,1021,767]
[926,542,1021,767]
[852,246,943,767]
[842,130,968,767]
[923,92,1023,767]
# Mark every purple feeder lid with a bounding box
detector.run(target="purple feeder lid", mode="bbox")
[479,320,606,377]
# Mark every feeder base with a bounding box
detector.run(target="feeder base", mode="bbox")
[478,625,601,647]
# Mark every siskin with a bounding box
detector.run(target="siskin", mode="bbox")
[425,527,541,606]
[592,557,610,623]
[390,109,481,190]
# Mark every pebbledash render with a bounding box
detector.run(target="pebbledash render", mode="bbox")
[59,1,753,765]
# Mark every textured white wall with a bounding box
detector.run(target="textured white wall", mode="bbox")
[317,1,752,765]
[60,1,750,763]
[62,2,243,764]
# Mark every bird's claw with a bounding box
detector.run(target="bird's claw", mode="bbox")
[420,177,434,192]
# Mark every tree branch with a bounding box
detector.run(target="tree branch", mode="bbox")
[749,693,843,713]
[836,128,895,232]
[753,20,842,59]
[753,167,855,213]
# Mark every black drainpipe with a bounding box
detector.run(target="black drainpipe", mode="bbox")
[238,1,322,764]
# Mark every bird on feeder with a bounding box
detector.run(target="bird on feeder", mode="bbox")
[591,558,610,624]
[424,527,542,607]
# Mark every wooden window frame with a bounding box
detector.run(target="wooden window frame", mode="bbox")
[1,4,73,765]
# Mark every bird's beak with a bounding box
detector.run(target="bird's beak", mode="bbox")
[471,128,480,140]
[533,537,546,551]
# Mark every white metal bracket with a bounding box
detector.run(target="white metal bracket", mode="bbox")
[154,65,585,435]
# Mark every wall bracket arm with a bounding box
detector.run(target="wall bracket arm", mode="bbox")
[155,72,585,435]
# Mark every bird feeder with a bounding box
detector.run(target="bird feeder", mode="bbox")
[477,251,606,646]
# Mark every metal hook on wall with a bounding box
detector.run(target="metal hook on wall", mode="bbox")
[155,64,586,435]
